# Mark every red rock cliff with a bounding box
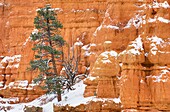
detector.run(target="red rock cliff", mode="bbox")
[0,0,170,111]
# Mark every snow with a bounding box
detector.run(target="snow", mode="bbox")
[71,8,95,13]
[82,44,90,50]
[36,8,63,12]
[5,21,9,27]
[145,52,148,57]
[148,35,163,55]
[0,97,19,104]
[161,1,170,8]
[123,36,144,55]
[103,25,119,29]
[148,36,164,55]
[49,8,63,11]
[158,17,170,23]
[149,1,170,8]
[0,55,21,69]
[87,76,98,81]
[132,36,143,50]
[12,80,28,89]
[148,16,170,23]
[93,25,102,36]
[102,59,112,64]
[99,51,118,64]
[148,18,157,23]
[0,80,121,112]
[101,51,118,58]
[82,44,97,57]
[74,41,83,46]
[124,14,145,29]
[147,35,164,55]
[104,41,112,44]
[24,29,38,46]
[1,55,21,63]
[0,3,3,6]
[90,43,96,46]
[152,70,169,82]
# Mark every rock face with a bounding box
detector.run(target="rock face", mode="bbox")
[84,0,170,111]
[0,0,170,111]
[0,0,107,102]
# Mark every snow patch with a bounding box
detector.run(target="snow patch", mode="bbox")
[13,80,28,89]
[88,76,98,81]
[131,36,143,50]
[93,25,102,36]
[102,59,112,64]
[0,97,19,104]
[103,25,119,29]
[149,1,170,9]
[150,36,164,45]
[74,41,83,46]
[124,14,145,29]
[148,18,157,23]
[36,8,63,12]
[124,36,144,55]
[24,29,38,46]
[0,3,3,6]
[71,8,95,13]
[148,16,170,23]
[101,51,118,58]
[158,17,170,23]
[153,70,169,82]
[104,41,112,44]
[0,80,121,112]
[0,55,21,68]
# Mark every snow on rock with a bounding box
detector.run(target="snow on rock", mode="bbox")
[149,1,170,9]
[103,25,119,29]
[93,25,102,36]
[148,16,170,23]
[12,80,28,89]
[36,7,63,12]
[124,14,145,29]
[98,51,118,64]
[148,35,164,45]
[92,97,121,104]
[74,41,83,46]
[23,29,38,46]
[101,51,118,58]
[0,97,19,104]
[0,55,21,69]
[54,80,93,107]
[130,36,143,50]
[148,18,157,23]
[161,1,170,8]
[87,76,98,81]
[148,36,164,55]
[121,36,144,55]
[0,80,121,112]
[104,41,112,44]
[71,8,95,13]
[158,17,170,23]
[82,43,97,57]
[152,69,170,82]
[0,3,3,6]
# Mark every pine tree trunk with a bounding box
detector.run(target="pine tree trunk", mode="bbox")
[46,16,62,101]
[57,93,62,102]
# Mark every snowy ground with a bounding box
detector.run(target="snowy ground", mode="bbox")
[0,80,120,112]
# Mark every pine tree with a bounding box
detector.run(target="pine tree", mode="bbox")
[29,4,65,101]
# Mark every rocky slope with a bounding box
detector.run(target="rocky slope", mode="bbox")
[0,0,170,111]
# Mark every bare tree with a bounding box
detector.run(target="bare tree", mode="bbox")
[61,44,88,91]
